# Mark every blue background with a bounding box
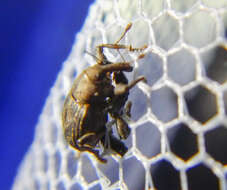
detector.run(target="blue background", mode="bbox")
[0,0,94,189]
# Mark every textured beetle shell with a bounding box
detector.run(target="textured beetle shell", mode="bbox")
[71,67,114,105]
[62,95,108,148]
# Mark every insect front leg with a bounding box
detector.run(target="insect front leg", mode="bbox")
[114,76,146,96]
[101,62,133,73]
[96,44,147,62]
[96,22,146,63]
[97,43,147,52]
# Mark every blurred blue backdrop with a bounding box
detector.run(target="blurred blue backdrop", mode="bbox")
[0,0,94,189]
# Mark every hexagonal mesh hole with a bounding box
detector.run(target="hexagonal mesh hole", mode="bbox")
[167,48,196,86]
[81,156,99,184]
[167,123,198,161]
[123,156,145,190]
[46,150,61,179]
[205,125,227,165]
[128,19,150,47]
[136,122,161,158]
[202,45,227,84]
[66,152,78,178]
[183,10,216,48]
[98,157,119,185]
[150,86,178,122]
[202,0,227,8]
[128,86,148,121]
[152,13,180,50]
[70,183,83,190]
[184,85,218,124]
[89,184,102,190]
[137,51,163,86]
[172,0,197,13]
[150,159,181,190]
[56,181,66,190]
[224,90,227,115]
[33,179,41,190]
[186,163,220,190]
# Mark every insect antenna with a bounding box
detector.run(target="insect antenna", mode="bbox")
[85,50,113,65]
[114,23,132,44]
[114,23,132,62]
[85,50,101,62]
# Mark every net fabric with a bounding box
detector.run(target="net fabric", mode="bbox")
[13,0,227,190]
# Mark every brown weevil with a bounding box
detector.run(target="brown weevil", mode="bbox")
[62,23,147,163]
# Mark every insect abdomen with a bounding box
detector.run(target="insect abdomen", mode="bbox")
[62,96,89,146]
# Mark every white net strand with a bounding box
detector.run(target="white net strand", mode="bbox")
[13,0,227,190]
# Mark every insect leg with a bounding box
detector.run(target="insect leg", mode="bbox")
[125,101,132,117]
[77,132,97,146]
[95,43,146,65]
[114,76,146,96]
[127,76,147,89]
[72,143,107,163]
[77,130,106,146]
[97,43,147,53]
[101,62,133,73]
[115,117,131,139]
[100,134,128,157]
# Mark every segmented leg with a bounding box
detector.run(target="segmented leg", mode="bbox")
[100,133,128,157]
[96,23,147,64]
[125,101,132,117]
[114,76,146,96]
[77,132,105,147]
[71,122,107,163]
[115,117,131,139]
[72,143,107,163]
[101,62,133,73]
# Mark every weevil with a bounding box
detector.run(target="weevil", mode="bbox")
[62,23,147,163]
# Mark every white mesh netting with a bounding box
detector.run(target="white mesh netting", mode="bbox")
[13,0,227,190]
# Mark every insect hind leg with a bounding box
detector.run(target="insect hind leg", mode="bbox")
[72,142,107,163]
[100,133,128,157]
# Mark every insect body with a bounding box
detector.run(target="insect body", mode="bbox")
[62,23,147,163]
